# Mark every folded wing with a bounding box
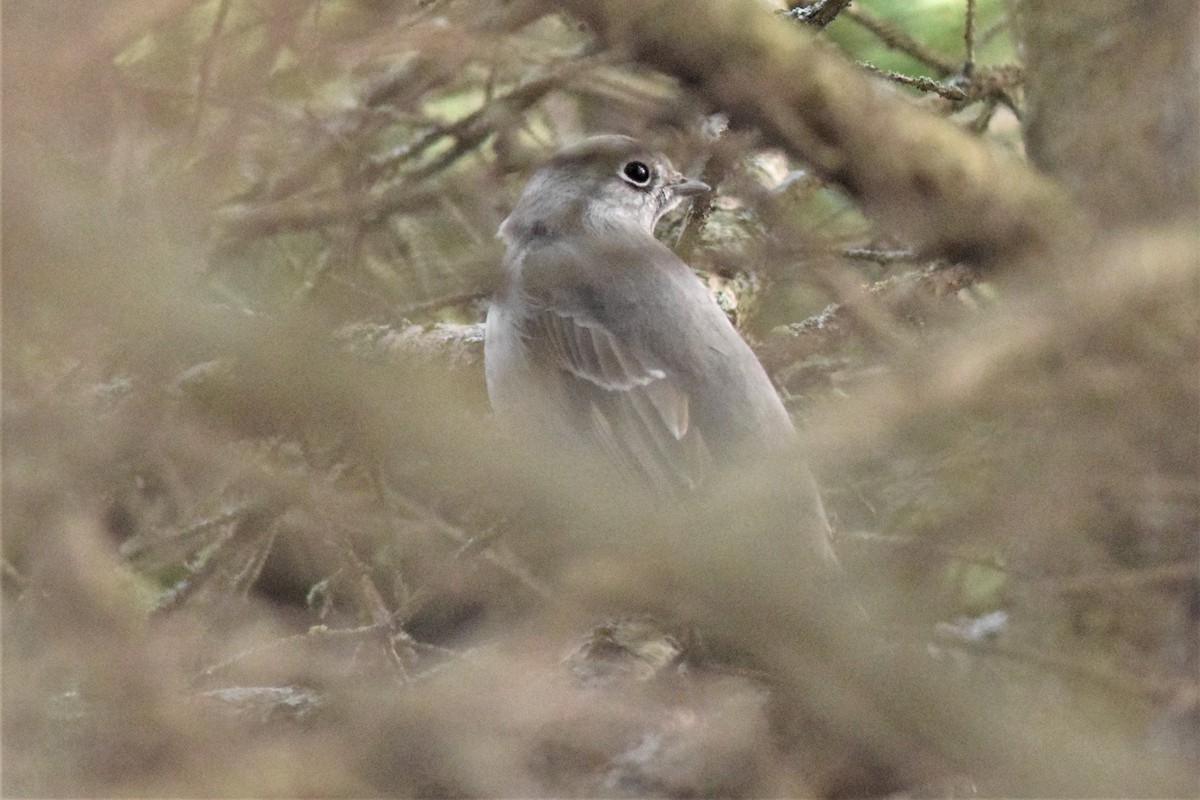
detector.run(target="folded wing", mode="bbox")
[523,304,712,491]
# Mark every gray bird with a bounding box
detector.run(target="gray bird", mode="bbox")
[484,134,826,524]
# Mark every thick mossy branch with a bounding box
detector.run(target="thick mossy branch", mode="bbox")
[554,0,1074,266]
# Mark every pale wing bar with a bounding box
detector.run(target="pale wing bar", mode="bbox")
[526,307,711,491]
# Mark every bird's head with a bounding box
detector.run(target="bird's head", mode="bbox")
[499,134,710,245]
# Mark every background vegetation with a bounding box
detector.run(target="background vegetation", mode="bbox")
[4,0,1197,796]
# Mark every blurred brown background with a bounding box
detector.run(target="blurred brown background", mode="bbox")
[3,1,1197,796]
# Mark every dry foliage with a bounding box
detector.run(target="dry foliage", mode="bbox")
[3,0,1197,797]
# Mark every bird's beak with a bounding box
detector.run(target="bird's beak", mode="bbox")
[671,177,711,197]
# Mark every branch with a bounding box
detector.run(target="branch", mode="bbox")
[759,262,978,377]
[214,58,600,242]
[555,0,1073,267]
[785,0,854,29]
[842,6,957,76]
[857,62,967,102]
[963,0,977,78]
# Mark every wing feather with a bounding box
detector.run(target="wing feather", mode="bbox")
[521,304,710,491]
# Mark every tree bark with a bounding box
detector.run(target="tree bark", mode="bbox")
[1016,0,1200,227]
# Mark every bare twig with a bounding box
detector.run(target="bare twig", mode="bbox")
[963,0,977,78]
[376,473,557,605]
[785,0,854,29]
[840,247,921,264]
[858,62,968,102]
[675,127,743,262]
[968,97,998,132]
[760,262,978,372]
[154,503,285,613]
[215,56,606,242]
[843,6,957,77]
[195,620,422,684]
[389,289,490,320]
[214,183,441,241]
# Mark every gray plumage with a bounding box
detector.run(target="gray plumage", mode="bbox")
[484,135,816,503]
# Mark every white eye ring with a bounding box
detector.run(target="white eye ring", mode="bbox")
[620,160,652,187]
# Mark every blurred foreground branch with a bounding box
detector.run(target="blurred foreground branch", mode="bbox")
[554,0,1073,266]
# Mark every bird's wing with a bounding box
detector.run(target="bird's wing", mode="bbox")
[518,296,713,492]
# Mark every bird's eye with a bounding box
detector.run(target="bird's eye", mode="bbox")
[621,160,652,187]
